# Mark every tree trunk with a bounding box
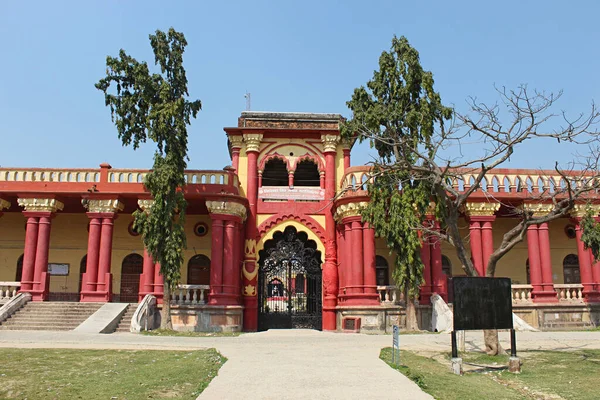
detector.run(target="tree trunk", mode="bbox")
[160,283,173,330]
[405,288,419,331]
[483,329,506,356]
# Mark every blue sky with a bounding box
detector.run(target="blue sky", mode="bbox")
[1,1,599,170]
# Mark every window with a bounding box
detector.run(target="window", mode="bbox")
[376,256,389,286]
[563,254,580,284]
[15,254,23,281]
[79,255,87,293]
[525,259,531,284]
[188,254,211,285]
[262,158,288,186]
[441,255,452,277]
[294,160,320,187]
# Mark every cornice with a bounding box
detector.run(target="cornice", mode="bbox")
[229,135,244,149]
[137,199,154,212]
[522,203,555,217]
[334,201,368,221]
[0,198,10,211]
[17,198,64,213]
[570,204,600,218]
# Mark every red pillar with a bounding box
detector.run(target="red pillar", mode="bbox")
[343,148,351,170]
[575,220,599,301]
[209,216,225,304]
[32,215,52,301]
[537,222,558,301]
[221,219,238,305]
[322,150,339,330]
[336,226,345,295]
[481,220,494,276]
[243,144,259,331]
[139,249,155,301]
[80,215,101,301]
[20,215,39,292]
[96,216,115,301]
[419,231,432,304]
[343,223,352,294]
[231,148,241,173]
[288,172,294,188]
[154,263,164,303]
[231,222,242,305]
[430,222,446,301]
[362,223,376,295]
[527,225,545,301]
[469,220,484,276]
[351,219,364,294]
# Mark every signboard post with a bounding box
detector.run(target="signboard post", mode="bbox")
[451,277,520,374]
[392,325,400,365]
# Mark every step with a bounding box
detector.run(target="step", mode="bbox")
[0,326,73,331]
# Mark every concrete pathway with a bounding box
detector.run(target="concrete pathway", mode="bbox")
[1,330,600,399]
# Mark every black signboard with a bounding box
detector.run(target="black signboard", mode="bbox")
[452,277,513,331]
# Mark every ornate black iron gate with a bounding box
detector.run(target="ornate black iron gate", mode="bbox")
[258,226,322,330]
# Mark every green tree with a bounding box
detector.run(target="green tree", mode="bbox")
[344,35,600,352]
[96,28,201,329]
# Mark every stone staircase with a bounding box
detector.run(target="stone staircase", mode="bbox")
[113,303,138,333]
[0,302,103,331]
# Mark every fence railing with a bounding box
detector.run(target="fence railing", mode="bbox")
[377,285,402,305]
[0,282,21,303]
[171,284,210,306]
[554,284,584,303]
[511,284,534,304]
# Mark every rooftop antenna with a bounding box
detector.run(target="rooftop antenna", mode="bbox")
[244,91,251,111]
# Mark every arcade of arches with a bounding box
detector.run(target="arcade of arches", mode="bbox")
[2,111,600,332]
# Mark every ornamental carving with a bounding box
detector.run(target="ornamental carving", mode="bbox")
[83,199,124,213]
[522,203,555,217]
[206,201,247,221]
[334,201,369,221]
[242,263,258,281]
[321,134,339,153]
[244,239,257,258]
[570,204,600,218]
[243,284,256,296]
[17,198,64,213]
[243,133,263,153]
[0,199,10,211]
[463,202,500,217]
[229,135,243,149]
[137,199,155,213]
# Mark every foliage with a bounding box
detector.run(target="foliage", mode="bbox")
[96,28,201,327]
[0,348,225,399]
[342,36,452,295]
[581,208,600,261]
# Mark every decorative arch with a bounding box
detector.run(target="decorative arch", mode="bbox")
[562,254,580,284]
[258,152,291,173]
[120,253,143,303]
[257,215,326,264]
[188,254,211,285]
[291,152,324,173]
[15,254,23,282]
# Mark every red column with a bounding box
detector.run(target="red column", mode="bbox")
[430,222,446,301]
[362,223,376,295]
[210,216,225,304]
[575,220,599,301]
[481,220,494,276]
[350,219,364,295]
[139,249,155,300]
[288,172,294,188]
[81,216,101,299]
[537,222,558,301]
[20,215,39,292]
[231,148,241,173]
[243,146,259,331]
[343,223,352,294]
[343,148,351,170]
[231,222,242,305]
[320,172,325,189]
[154,263,164,303]
[96,216,115,301]
[419,231,432,304]
[31,215,52,301]
[527,225,545,301]
[469,220,484,276]
[336,226,345,295]
[322,150,339,330]
[221,219,237,305]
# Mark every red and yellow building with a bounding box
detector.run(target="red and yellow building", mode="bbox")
[1,112,599,332]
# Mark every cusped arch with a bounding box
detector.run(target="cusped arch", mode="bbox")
[290,152,325,173]
[258,152,291,172]
[257,214,326,261]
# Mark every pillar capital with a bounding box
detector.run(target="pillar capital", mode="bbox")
[0,198,10,211]
[83,199,124,213]
[321,134,339,153]
[228,134,244,150]
[206,200,247,221]
[570,204,600,219]
[334,201,368,222]
[137,199,154,212]
[243,133,263,153]
[18,198,64,213]
[463,202,500,218]
[522,202,555,217]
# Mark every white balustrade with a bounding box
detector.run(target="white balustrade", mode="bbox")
[0,169,99,183]
[171,284,209,306]
[0,282,21,303]
[511,284,533,304]
[377,285,401,305]
[554,284,584,303]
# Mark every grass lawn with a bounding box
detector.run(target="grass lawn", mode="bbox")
[381,348,600,400]
[141,329,240,337]
[0,348,225,400]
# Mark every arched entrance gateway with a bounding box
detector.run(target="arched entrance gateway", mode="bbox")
[257,225,323,330]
